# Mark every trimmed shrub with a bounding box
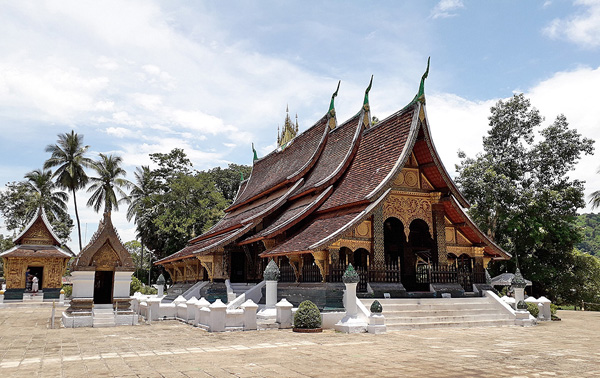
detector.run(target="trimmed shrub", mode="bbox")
[526,302,539,318]
[140,285,157,295]
[294,300,322,329]
[61,284,72,298]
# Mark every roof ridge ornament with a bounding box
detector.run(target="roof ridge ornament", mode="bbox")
[328,80,341,130]
[252,143,258,162]
[363,75,373,128]
[415,57,430,104]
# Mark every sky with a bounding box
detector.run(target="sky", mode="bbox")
[1,0,600,253]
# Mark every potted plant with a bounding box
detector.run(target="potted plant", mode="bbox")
[293,300,322,333]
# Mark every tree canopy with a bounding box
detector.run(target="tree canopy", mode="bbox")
[455,94,595,301]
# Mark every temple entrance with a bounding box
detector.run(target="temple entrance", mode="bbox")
[384,217,404,266]
[353,248,369,269]
[93,270,114,304]
[27,266,44,292]
[404,219,434,291]
[230,251,246,283]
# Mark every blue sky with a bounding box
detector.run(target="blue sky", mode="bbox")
[1,0,599,251]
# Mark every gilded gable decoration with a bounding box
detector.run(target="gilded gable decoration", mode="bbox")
[72,212,134,272]
[383,192,433,238]
[277,105,299,148]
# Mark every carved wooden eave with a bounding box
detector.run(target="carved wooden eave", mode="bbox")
[12,208,64,247]
[72,212,135,272]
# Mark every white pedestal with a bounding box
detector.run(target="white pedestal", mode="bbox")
[113,271,133,299]
[335,282,367,333]
[367,313,386,334]
[71,271,95,298]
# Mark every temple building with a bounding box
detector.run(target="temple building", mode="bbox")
[0,208,73,300]
[156,62,510,303]
[64,211,136,325]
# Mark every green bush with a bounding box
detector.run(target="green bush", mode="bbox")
[293,300,322,329]
[550,303,558,316]
[130,276,143,296]
[526,302,539,318]
[61,284,72,298]
[140,285,157,295]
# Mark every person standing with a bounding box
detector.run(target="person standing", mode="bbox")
[32,275,39,296]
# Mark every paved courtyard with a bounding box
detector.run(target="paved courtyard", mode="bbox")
[0,306,599,377]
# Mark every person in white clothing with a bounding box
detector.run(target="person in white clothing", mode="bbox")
[32,276,39,295]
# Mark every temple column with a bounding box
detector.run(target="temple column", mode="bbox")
[432,204,447,265]
[373,207,385,269]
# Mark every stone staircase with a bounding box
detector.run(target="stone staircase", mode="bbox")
[360,297,514,330]
[22,292,45,302]
[93,306,116,327]
[229,283,257,297]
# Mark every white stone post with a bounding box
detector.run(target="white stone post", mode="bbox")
[195,297,211,326]
[59,290,65,305]
[241,299,258,330]
[208,299,227,332]
[276,299,293,328]
[186,297,199,323]
[258,259,280,319]
[511,268,534,326]
[538,296,551,321]
[146,297,162,321]
[335,264,367,333]
[0,290,4,307]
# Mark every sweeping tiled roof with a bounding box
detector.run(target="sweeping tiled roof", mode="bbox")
[157,74,508,265]
[320,106,416,211]
[227,115,329,210]
[261,211,364,256]
[291,113,362,198]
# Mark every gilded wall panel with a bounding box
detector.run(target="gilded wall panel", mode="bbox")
[383,192,433,238]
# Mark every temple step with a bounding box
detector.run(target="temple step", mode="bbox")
[362,297,515,330]
[92,308,116,327]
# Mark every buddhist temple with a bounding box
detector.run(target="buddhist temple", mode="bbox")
[0,208,73,300]
[156,61,510,305]
[64,211,136,326]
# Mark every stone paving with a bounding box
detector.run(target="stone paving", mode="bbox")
[1,306,600,377]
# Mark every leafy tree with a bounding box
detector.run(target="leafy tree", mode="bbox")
[575,213,600,256]
[152,171,228,257]
[0,234,15,277]
[87,153,131,213]
[0,180,73,242]
[149,148,192,188]
[455,94,594,300]
[44,131,94,251]
[207,163,252,203]
[24,168,69,220]
[0,181,37,231]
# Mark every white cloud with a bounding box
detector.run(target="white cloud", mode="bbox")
[544,0,600,48]
[104,127,133,138]
[430,0,465,19]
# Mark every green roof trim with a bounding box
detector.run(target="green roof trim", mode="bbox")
[364,75,373,106]
[329,80,341,114]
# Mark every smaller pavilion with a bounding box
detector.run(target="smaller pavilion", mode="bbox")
[65,211,135,321]
[0,208,73,300]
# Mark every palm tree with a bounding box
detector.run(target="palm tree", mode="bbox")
[591,167,600,209]
[87,153,131,213]
[44,131,94,251]
[126,166,155,277]
[24,168,69,220]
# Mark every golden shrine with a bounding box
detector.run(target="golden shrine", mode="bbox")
[0,208,73,300]
[156,63,510,305]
